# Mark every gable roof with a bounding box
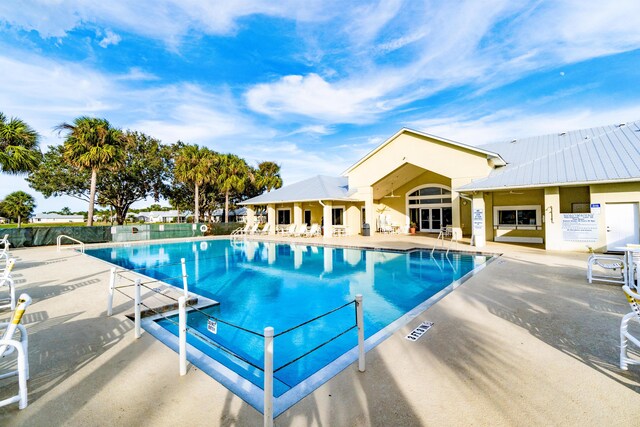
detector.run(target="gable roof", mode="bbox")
[458,120,640,191]
[240,175,354,205]
[344,127,506,175]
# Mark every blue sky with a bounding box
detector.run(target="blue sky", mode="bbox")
[2,0,640,213]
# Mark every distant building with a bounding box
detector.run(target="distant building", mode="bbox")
[131,210,189,223]
[31,213,85,223]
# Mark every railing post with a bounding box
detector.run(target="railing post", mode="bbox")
[264,326,274,427]
[107,267,116,316]
[356,294,365,372]
[179,296,187,376]
[181,258,189,299]
[134,278,141,339]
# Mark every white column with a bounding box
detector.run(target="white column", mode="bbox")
[544,187,561,250]
[293,202,302,226]
[323,201,333,238]
[246,205,255,224]
[361,186,376,235]
[471,192,486,248]
[267,204,276,235]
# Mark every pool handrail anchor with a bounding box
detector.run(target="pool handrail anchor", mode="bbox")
[264,326,274,427]
[56,235,85,253]
[134,279,141,339]
[356,294,365,372]
[107,267,117,316]
[180,258,189,299]
[179,296,187,376]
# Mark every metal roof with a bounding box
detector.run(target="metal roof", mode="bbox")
[458,120,640,191]
[240,175,355,205]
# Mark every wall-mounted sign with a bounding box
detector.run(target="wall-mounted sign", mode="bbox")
[473,208,484,230]
[561,213,598,242]
[590,203,601,214]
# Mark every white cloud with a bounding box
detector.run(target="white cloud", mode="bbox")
[406,104,640,146]
[98,29,121,48]
[243,1,640,124]
[245,73,401,123]
[0,0,334,44]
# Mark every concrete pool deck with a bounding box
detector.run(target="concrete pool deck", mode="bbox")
[0,234,638,426]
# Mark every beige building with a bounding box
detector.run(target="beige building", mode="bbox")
[241,121,640,251]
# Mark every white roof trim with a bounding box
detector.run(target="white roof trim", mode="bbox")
[456,177,640,193]
[343,127,506,174]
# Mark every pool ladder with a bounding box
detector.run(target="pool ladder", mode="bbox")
[431,229,459,256]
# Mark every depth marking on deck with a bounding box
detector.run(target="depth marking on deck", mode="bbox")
[405,321,433,341]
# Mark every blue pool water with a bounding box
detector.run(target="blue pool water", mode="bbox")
[86,240,489,398]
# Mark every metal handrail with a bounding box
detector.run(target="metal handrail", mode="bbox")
[56,235,85,253]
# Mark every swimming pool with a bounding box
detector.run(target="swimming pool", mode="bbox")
[86,239,492,414]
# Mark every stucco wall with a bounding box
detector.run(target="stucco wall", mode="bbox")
[347,132,493,190]
[489,189,545,242]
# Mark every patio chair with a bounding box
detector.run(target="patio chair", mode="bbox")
[0,259,16,311]
[294,224,308,237]
[283,224,297,237]
[626,244,640,289]
[0,293,32,410]
[258,223,271,235]
[305,224,320,237]
[587,248,626,284]
[247,223,260,235]
[0,234,9,265]
[230,223,251,236]
[620,285,640,370]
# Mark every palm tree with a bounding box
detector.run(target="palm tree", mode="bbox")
[0,112,41,174]
[174,145,217,223]
[217,154,250,223]
[56,116,125,226]
[256,161,283,192]
[0,191,36,228]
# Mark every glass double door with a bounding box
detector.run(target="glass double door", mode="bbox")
[410,207,452,232]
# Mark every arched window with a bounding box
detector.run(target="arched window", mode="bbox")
[406,184,452,232]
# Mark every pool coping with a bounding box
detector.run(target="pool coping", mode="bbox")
[86,239,499,418]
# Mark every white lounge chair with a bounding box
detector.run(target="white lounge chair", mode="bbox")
[587,248,625,284]
[293,224,308,237]
[305,224,321,237]
[626,244,640,289]
[230,223,251,236]
[247,223,260,235]
[282,224,296,237]
[0,234,9,265]
[0,259,16,310]
[0,293,32,410]
[258,223,271,235]
[620,285,640,370]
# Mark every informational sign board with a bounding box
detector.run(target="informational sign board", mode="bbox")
[590,203,601,214]
[561,213,598,242]
[207,319,218,334]
[473,208,484,230]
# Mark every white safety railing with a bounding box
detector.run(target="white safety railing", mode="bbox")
[56,235,85,253]
[175,293,365,426]
[108,260,366,426]
[431,229,459,256]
